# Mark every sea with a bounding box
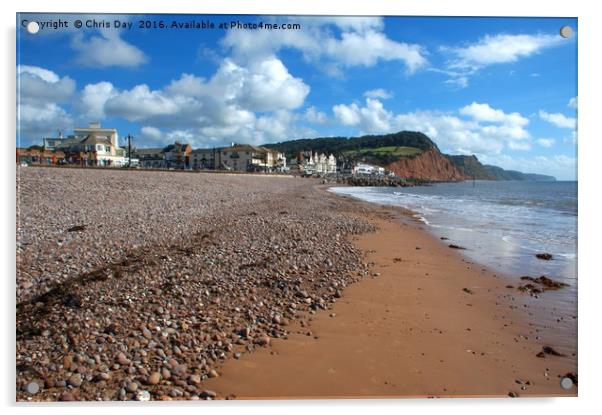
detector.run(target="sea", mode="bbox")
[330,181,577,292]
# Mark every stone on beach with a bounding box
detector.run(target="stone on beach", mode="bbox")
[16,168,374,401]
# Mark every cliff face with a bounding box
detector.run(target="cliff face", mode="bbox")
[387,147,466,181]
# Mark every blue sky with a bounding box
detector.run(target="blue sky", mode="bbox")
[17,14,577,179]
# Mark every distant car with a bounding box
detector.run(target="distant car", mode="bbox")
[20,162,28,167]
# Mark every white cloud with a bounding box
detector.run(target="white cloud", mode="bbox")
[165,57,309,112]
[18,103,73,143]
[444,76,468,88]
[508,141,532,151]
[536,138,555,148]
[105,85,181,121]
[363,88,393,99]
[18,65,59,83]
[165,129,195,143]
[237,57,310,111]
[18,65,76,104]
[221,17,427,75]
[446,33,563,69]
[440,33,566,86]
[17,65,76,142]
[324,30,426,72]
[65,55,312,147]
[459,102,528,126]
[139,126,162,141]
[71,29,147,68]
[332,102,362,126]
[79,82,117,120]
[538,110,576,129]
[304,106,328,124]
[568,96,578,109]
[332,99,532,155]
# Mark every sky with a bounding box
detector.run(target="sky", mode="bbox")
[16,14,577,179]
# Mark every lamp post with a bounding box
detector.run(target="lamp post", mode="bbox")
[124,134,133,168]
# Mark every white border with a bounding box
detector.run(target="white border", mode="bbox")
[3,1,600,415]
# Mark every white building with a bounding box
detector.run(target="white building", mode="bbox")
[300,151,337,175]
[353,163,385,176]
[43,123,127,167]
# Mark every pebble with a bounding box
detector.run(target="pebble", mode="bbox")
[25,382,40,395]
[68,374,83,387]
[200,390,218,399]
[116,352,130,366]
[126,381,138,393]
[255,335,271,347]
[147,372,161,385]
[59,391,75,401]
[161,368,171,380]
[16,169,376,401]
[136,390,151,401]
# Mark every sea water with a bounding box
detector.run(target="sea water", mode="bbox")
[330,181,577,291]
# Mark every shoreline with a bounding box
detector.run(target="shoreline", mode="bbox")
[16,169,576,400]
[202,187,577,399]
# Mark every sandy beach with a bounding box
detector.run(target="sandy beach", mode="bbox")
[205,198,577,398]
[16,167,577,400]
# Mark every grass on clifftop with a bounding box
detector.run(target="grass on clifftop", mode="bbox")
[344,146,423,157]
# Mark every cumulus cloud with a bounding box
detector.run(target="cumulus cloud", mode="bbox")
[139,126,162,141]
[17,65,76,142]
[71,29,147,68]
[221,17,427,75]
[78,82,117,119]
[363,88,393,99]
[332,99,533,155]
[18,65,76,104]
[459,102,528,126]
[333,102,361,127]
[104,85,183,122]
[538,110,576,129]
[324,30,426,72]
[66,55,311,147]
[304,106,328,124]
[568,96,578,109]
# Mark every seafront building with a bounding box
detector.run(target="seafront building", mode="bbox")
[41,123,128,167]
[189,148,217,170]
[352,162,385,176]
[16,148,65,166]
[219,144,287,172]
[295,151,337,175]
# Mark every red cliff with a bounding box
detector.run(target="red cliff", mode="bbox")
[387,147,466,181]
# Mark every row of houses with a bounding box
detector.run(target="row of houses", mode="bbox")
[133,143,289,172]
[16,123,295,173]
[17,123,361,176]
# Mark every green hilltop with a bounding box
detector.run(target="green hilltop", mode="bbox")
[264,131,556,181]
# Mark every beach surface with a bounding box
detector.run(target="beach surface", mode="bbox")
[205,199,577,398]
[16,167,576,400]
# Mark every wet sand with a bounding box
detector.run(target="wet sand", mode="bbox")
[204,199,577,399]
